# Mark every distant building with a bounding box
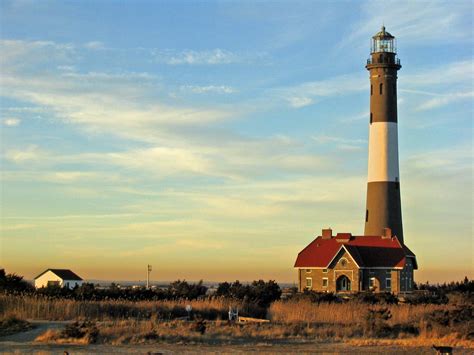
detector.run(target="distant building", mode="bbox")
[294,27,417,294]
[295,229,417,293]
[34,269,83,289]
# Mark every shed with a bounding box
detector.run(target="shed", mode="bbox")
[34,269,84,289]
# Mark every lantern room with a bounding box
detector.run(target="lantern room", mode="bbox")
[371,26,396,54]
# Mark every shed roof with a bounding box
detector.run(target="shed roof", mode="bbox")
[34,269,83,281]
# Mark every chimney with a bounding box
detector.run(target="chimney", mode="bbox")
[322,228,332,239]
[382,227,392,239]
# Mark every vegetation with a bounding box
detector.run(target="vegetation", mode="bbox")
[0,270,34,294]
[0,316,34,337]
[1,270,473,349]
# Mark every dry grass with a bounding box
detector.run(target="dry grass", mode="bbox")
[0,316,34,336]
[34,319,473,349]
[268,299,455,325]
[35,329,91,345]
[0,295,238,321]
[4,295,472,348]
[347,335,474,349]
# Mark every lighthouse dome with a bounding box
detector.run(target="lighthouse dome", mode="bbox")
[371,26,396,54]
[373,26,395,40]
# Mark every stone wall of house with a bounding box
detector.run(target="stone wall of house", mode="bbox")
[391,270,400,293]
[298,249,361,292]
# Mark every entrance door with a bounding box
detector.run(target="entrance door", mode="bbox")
[336,275,351,292]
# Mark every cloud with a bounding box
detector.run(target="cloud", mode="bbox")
[181,85,236,94]
[4,145,44,163]
[397,61,473,114]
[272,73,366,109]
[154,49,239,65]
[3,117,21,126]
[1,40,233,144]
[312,135,366,152]
[338,1,471,50]
[417,91,474,111]
[287,96,314,108]
[84,41,105,50]
[404,61,472,88]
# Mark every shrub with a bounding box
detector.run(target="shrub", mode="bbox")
[61,321,99,343]
[0,316,33,336]
[364,308,392,337]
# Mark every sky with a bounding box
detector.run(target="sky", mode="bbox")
[0,0,472,284]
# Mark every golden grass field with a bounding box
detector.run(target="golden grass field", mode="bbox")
[1,294,473,349]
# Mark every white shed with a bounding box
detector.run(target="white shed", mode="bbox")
[34,269,84,289]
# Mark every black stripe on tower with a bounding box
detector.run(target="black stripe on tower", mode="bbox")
[364,181,403,243]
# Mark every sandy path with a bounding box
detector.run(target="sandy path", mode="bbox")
[0,320,71,343]
[0,322,449,354]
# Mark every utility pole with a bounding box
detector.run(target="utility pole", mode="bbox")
[146,264,152,289]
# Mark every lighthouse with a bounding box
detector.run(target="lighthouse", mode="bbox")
[364,26,404,243]
[294,27,417,293]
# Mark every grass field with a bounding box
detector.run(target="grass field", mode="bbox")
[1,294,472,349]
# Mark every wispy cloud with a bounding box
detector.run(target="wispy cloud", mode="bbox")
[1,40,233,144]
[312,135,366,151]
[417,91,474,111]
[181,85,236,94]
[2,117,21,126]
[399,61,473,112]
[4,145,44,163]
[272,73,366,109]
[84,41,105,50]
[154,49,239,65]
[338,1,471,50]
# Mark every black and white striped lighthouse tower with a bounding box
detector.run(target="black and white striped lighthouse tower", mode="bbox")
[364,27,404,243]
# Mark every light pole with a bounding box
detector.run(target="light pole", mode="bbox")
[146,264,152,289]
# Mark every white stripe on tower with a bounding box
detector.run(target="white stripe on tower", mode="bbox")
[367,122,399,183]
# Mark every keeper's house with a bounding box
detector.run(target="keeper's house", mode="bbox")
[34,269,84,289]
[294,228,417,294]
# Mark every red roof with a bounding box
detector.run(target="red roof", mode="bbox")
[294,234,416,269]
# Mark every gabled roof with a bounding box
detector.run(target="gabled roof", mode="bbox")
[294,234,417,269]
[34,269,83,281]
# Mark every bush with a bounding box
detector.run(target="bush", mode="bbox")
[0,270,34,293]
[364,308,392,337]
[405,291,448,305]
[0,316,33,336]
[216,280,282,307]
[353,292,398,305]
[61,321,99,343]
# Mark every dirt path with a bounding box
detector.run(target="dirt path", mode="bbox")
[0,342,438,354]
[0,320,71,343]
[0,322,453,354]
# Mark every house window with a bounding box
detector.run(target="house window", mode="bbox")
[370,113,373,124]
[369,277,376,288]
[47,281,60,287]
[386,279,392,289]
[306,278,313,289]
[371,85,373,95]
[340,258,348,267]
[365,209,369,222]
[323,269,328,273]
[380,83,383,95]
[306,269,312,273]
[322,278,328,287]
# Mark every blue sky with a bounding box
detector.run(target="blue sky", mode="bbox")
[1,0,472,283]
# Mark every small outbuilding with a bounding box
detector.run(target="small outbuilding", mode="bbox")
[34,269,84,289]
